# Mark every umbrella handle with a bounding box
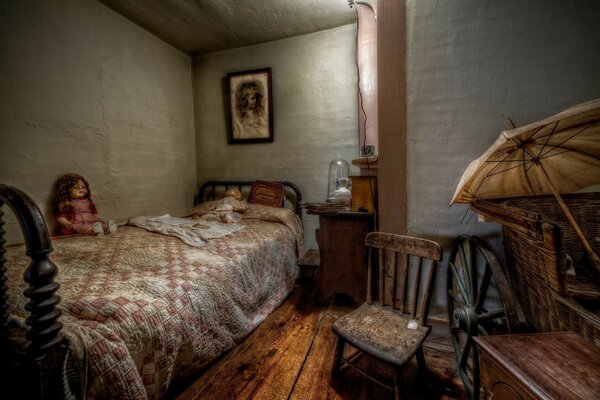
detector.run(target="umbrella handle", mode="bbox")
[535,162,600,276]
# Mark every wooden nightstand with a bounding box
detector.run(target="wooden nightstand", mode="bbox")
[474,332,600,400]
[310,211,374,305]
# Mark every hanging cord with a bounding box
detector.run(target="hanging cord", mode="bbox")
[351,1,378,231]
[348,0,377,19]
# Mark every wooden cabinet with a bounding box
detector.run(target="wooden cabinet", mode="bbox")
[313,211,374,305]
[474,332,600,400]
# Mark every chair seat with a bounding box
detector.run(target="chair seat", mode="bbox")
[332,302,430,366]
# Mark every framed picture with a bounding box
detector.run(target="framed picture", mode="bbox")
[227,68,273,143]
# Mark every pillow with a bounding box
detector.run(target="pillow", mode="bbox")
[248,180,285,208]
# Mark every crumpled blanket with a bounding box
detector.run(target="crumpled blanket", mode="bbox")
[127,214,244,248]
[185,202,304,257]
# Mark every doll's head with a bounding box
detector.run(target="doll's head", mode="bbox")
[53,173,92,212]
[225,188,243,201]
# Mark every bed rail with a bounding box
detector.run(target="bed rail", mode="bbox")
[0,184,76,399]
[195,180,303,222]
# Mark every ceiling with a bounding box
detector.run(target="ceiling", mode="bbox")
[97,0,359,56]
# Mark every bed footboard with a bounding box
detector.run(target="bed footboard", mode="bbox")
[0,184,77,399]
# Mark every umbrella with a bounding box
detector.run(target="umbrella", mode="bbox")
[451,98,600,274]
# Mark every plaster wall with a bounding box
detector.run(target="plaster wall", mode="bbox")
[0,0,196,244]
[192,25,360,249]
[405,0,600,308]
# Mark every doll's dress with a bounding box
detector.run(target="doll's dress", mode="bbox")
[70,198,106,234]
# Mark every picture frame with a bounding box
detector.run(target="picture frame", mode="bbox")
[226,68,273,143]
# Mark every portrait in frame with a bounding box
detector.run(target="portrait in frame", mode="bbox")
[226,68,273,143]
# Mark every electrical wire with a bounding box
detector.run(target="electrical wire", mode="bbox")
[349,0,377,19]
[351,1,378,232]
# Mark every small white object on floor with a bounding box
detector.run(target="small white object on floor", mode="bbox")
[407,319,418,330]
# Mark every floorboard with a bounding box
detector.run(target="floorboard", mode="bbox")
[289,313,342,400]
[169,285,466,400]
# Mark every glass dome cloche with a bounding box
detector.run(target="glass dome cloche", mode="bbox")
[327,158,351,205]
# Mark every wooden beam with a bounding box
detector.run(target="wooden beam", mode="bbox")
[377,0,406,235]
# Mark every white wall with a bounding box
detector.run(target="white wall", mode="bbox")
[0,0,196,243]
[405,0,600,309]
[192,25,360,249]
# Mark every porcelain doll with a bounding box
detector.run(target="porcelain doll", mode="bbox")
[52,173,116,236]
[200,188,248,223]
[221,188,248,212]
[215,188,248,223]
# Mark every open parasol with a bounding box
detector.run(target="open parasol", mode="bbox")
[451,98,600,273]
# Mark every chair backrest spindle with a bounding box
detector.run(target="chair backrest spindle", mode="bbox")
[367,247,373,304]
[364,232,442,325]
[399,252,408,312]
[378,248,385,304]
[390,251,397,308]
[420,259,437,326]
[410,257,423,320]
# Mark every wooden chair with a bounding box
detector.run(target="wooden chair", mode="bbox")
[331,232,443,399]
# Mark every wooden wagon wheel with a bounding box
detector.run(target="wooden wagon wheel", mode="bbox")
[446,235,521,400]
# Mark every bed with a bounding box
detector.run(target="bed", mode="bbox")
[0,180,304,400]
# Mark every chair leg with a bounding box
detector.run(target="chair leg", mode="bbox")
[416,345,427,373]
[331,336,345,377]
[394,367,404,400]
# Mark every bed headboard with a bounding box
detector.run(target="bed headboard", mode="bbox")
[194,180,303,222]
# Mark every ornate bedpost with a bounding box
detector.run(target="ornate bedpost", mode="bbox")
[0,204,9,351]
[0,184,75,399]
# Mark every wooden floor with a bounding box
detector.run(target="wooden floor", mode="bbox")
[165,284,466,400]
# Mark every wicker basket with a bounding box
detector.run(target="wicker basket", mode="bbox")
[471,193,600,345]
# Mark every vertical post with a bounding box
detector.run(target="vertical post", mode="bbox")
[400,253,409,313]
[378,248,384,304]
[378,0,407,236]
[367,247,373,304]
[420,260,437,327]
[390,251,397,307]
[0,204,9,350]
[411,257,422,319]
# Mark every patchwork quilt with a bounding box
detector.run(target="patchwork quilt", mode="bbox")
[5,210,301,399]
